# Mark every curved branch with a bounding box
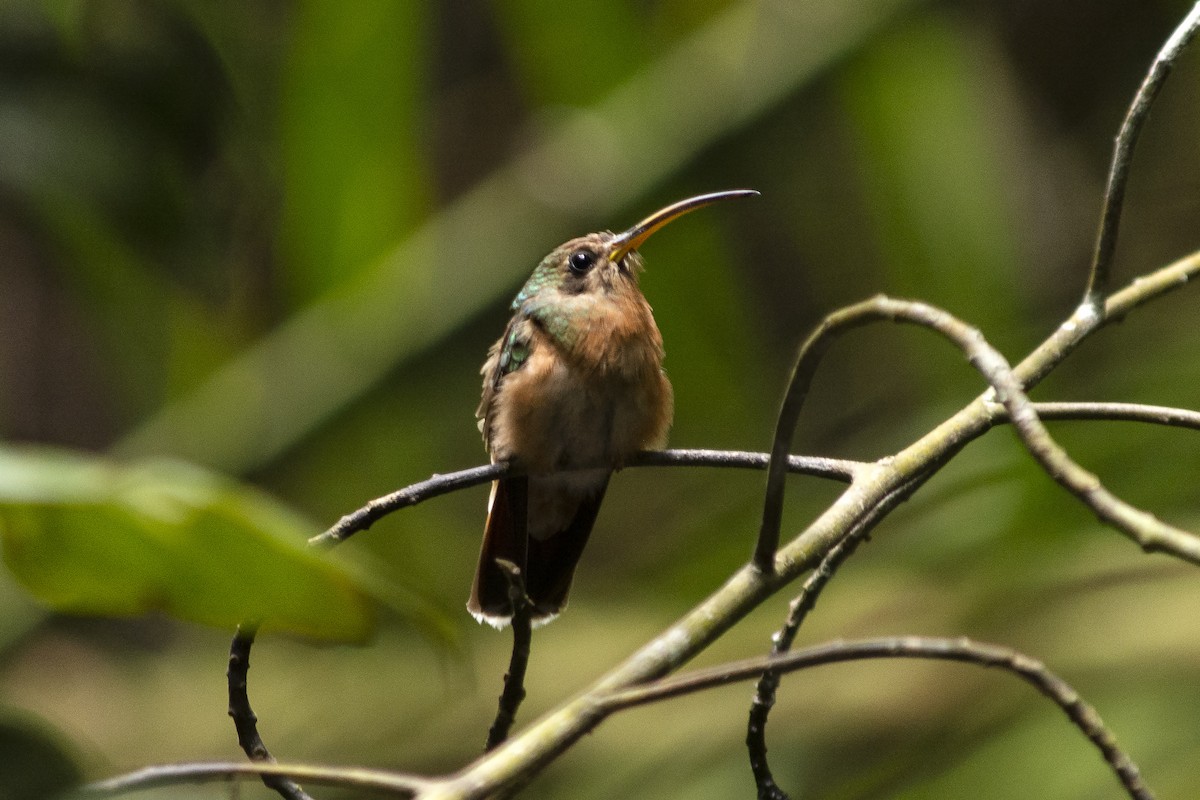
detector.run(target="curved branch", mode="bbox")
[228,625,315,800]
[602,637,1151,800]
[485,561,533,751]
[747,259,1200,572]
[756,294,996,570]
[746,478,920,799]
[757,294,1200,573]
[1028,402,1200,431]
[83,760,432,798]
[864,297,1200,564]
[1085,2,1200,306]
[755,316,872,571]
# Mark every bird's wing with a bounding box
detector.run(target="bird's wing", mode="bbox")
[477,315,535,452]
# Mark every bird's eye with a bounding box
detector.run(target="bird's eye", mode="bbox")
[568,249,597,274]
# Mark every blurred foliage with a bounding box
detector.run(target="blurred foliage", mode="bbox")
[0,712,79,800]
[1,0,1199,798]
[0,445,373,641]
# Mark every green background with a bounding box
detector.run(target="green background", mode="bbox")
[1,0,1199,798]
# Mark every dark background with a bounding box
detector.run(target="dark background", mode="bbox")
[1,1,1199,797]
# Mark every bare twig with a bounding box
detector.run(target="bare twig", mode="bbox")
[746,563,846,800]
[1103,249,1200,321]
[754,324,838,572]
[632,448,864,482]
[312,400,1198,558]
[312,450,864,548]
[746,409,1200,796]
[746,476,926,800]
[746,515,871,799]
[228,624,315,800]
[758,293,1200,578]
[755,293,994,572]
[602,637,1152,800]
[868,296,1200,563]
[315,463,508,548]
[312,398,1199,564]
[83,760,432,798]
[1028,402,1200,431]
[1084,1,1200,306]
[485,561,534,751]
[1011,250,1200,397]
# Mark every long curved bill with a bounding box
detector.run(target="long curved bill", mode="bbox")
[608,189,759,263]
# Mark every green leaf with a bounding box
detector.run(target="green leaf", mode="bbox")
[0,447,372,642]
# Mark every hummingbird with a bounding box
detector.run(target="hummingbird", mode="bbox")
[468,189,758,627]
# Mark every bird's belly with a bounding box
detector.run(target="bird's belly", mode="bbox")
[499,355,663,473]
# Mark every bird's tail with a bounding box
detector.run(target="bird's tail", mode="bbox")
[468,475,608,627]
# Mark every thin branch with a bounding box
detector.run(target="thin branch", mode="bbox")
[602,637,1152,800]
[82,760,432,798]
[745,474,930,800]
[312,450,864,548]
[315,462,508,548]
[1029,401,1200,431]
[228,624,315,800]
[756,295,971,571]
[485,561,534,751]
[745,407,1197,800]
[745,552,854,800]
[632,448,863,482]
[1085,2,1200,306]
[759,294,1200,574]
[312,400,1200,557]
[1103,249,1200,321]
[875,297,1200,564]
[755,325,837,571]
[746,508,872,799]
